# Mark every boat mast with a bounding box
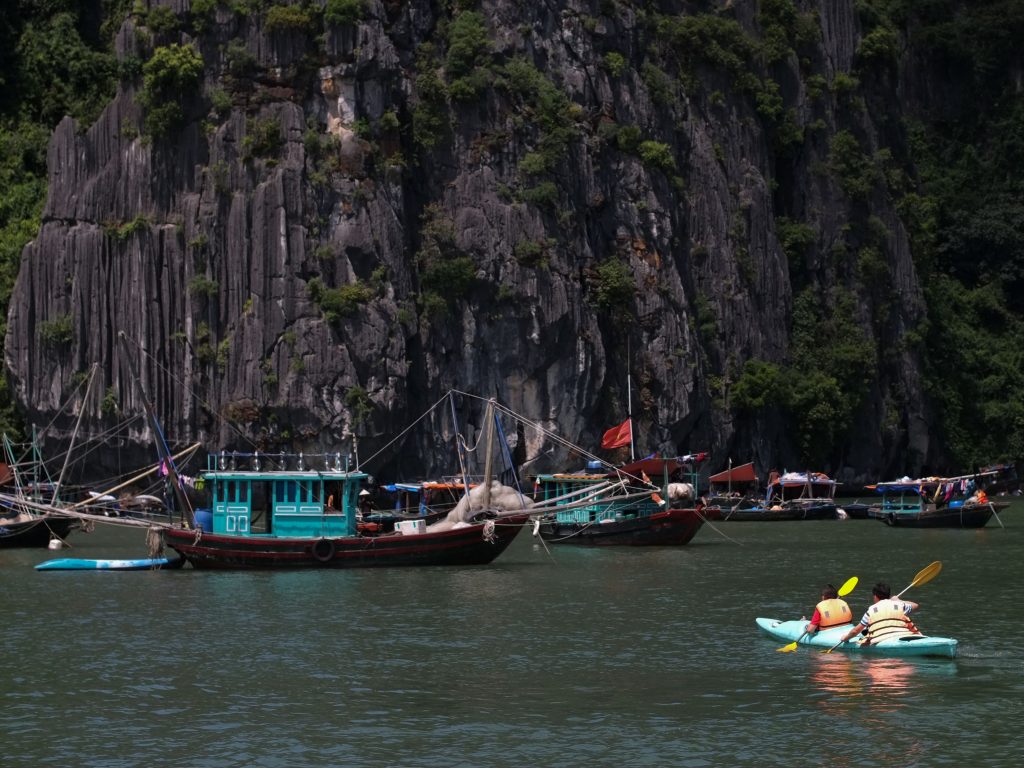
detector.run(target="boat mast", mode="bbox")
[481,398,496,510]
[449,393,473,503]
[117,332,195,528]
[627,339,635,461]
[50,364,97,505]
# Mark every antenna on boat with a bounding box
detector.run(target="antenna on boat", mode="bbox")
[117,332,195,528]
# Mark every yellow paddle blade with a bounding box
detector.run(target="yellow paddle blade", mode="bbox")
[837,576,858,597]
[911,560,942,588]
[777,641,799,653]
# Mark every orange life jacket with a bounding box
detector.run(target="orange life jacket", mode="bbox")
[865,599,920,642]
[815,598,853,628]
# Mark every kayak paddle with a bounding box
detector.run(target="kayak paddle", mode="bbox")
[822,561,942,654]
[777,576,859,653]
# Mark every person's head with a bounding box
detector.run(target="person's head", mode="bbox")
[872,583,891,601]
[821,584,838,600]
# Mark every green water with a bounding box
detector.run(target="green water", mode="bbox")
[2,505,1023,767]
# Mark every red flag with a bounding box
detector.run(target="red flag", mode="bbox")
[601,418,632,449]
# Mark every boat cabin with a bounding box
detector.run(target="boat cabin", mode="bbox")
[872,476,988,513]
[200,451,368,538]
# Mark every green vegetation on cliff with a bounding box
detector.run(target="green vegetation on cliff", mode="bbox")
[0,0,127,438]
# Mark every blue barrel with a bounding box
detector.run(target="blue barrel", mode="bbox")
[586,460,603,471]
[193,508,213,532]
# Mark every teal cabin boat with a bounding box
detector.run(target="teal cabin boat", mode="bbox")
[532,455,711,546]
[163,451,527,568]
[868,474,1009,528]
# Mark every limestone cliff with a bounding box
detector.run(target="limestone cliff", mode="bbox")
[5,0,938,482]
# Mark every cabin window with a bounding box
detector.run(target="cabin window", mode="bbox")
[274,482,299,504]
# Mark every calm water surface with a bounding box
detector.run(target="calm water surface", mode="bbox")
[3,504,1023,767]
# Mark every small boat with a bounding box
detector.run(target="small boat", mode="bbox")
[722,470,839,521]
[705,461,757,514]
[35,556,186,571]
[837,501,872,519]
[0,510,78,548]
[867,474,1009,528]
[531,454,712,546]
[756,617,958,658]
[0,436,81,547]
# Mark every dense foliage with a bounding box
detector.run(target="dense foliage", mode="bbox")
[0,0,127,438]
[878,0,1024,467]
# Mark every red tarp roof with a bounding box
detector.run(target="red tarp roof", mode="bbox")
[708,462,756,484]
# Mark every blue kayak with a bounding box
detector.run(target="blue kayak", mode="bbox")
[35,556,185,571]
[756,617,958,658]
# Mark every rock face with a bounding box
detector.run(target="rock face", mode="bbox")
[5,1,938,482]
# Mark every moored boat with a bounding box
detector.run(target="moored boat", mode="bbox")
[163,451,530,569]
[531,454,712,546]
[867,474,1009,528]
[756,617,958,658]
[705,460,757,514]
[0,435,82,547]
[0,510,78,548]
[722,470,839,521]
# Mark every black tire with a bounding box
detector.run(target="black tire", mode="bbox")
[312,538,335,562]
[886,512,895,526]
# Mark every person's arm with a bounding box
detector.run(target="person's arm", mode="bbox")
[805,608,823,634]
[837,620,867,643]
[902,600,919,613]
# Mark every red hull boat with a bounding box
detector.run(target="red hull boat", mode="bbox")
[164,514,529,569]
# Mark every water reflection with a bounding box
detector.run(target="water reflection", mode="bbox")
[811,655,919,709]
[810,653,862,703]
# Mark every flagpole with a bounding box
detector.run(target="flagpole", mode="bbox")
[627,339,635,461]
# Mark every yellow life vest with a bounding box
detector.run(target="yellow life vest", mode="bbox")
[815,598,853,628]
[865,599,919,642]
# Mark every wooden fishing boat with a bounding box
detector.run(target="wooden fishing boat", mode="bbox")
[756,618,958,658]
[867,476,1009,528]
[721,470,839,521]
[0,510,78,548]
[705,461,757,514]
[531,454,712,546]
[162,452,530,569]
[0,453,79,548]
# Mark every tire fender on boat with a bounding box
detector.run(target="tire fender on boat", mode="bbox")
[886,512,895,526]
[312,539,335,562]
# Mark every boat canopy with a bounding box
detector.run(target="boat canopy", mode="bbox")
[709,462,756,484]
[771,471,836,488]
